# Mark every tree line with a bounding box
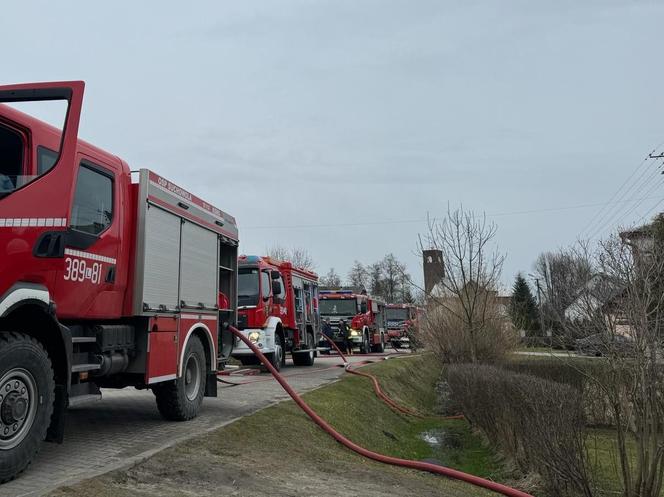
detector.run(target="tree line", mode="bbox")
[319,254,417,304]
[266,245,417,304]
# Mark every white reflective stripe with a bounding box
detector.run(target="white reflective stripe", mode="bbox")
[180,313,217,321]
[147,373,177,384]
[64,248,117,265]
[0,217,66,228]
[0,287,49,316]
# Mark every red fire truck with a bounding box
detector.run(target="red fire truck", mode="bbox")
[0,81,238,482]
[319,290,386,353]
[386,303,419,348]
[232,255,319,371]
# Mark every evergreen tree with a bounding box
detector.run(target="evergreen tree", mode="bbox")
[509,273,539,331]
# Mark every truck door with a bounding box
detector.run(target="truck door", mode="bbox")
[0,82,84,312]
[54,156,122,318]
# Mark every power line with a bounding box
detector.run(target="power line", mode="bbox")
[637,196,664,226]
[582,147,664,239]
[242,194,664,230]
[586,157,664,239]
[579,153,652,236]
[612,176,664,229]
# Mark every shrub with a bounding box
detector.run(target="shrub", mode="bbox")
[503,358,614,427]
[446,364,593,497]
[422,299,518,365]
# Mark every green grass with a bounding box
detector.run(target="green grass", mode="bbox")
[585,428,664,497]
[51,354,504,497]
[586,428,628,496]
[302,356,504,478]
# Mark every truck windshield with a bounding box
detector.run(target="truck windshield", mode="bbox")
[320,299,357,316]
[238,268,260,306]
[386,308,409,321]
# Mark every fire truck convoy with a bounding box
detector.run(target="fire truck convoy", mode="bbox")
[0,82,240,482]
[233,255,320,371]
[319,290,386,353]
[385,303,420,348]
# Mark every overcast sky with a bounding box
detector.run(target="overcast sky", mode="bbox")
[3,1,664,290]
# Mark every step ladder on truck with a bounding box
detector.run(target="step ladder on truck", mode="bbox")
[0,81,238,482]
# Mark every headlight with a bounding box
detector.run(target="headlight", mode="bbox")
[248,331,260,343]
[350,329,359,337]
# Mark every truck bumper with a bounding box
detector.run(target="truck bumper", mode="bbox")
[231,328,277,356]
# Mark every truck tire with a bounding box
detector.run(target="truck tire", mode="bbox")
[154,336,206,421]
[0,332,55,483]
[360,332,371,354]
[371,334,385,353]
[292,333,315,367]
[262,333,285,372]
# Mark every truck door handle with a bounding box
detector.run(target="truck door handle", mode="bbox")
[33,232,65,258]
[105,266,116,283]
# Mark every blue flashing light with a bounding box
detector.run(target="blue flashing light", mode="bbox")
[243,255,262,263]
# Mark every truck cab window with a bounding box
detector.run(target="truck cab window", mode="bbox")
[277,275,286,301]
[261,271,271,300]
[70,164,113,235]
[37,146,58,175]
[0,124,24,194]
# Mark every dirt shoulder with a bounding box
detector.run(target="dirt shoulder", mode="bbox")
[49,356,497,497]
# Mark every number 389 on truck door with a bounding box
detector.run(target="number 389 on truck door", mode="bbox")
[54,154,124,319]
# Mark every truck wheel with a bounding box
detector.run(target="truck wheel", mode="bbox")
[154,336,206,421]
[262,334,284,372]
[292,333,315,367]
[372,334,385,353]
[0,332,54,483]
[360,333,371,354]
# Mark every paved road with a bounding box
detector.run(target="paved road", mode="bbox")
[1,351,401,497]
[514,350,598,358]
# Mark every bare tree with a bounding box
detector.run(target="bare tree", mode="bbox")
[559,221,664,497]
[418,208,509,363]
[267,245,315,271]
[320,268,342,288]
[533,247,592,339]
[381,253,408,303]
[367,262,383,297]
[347,260,368,291]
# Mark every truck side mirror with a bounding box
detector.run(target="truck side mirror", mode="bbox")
[271,270,280,280]
[360,303,368,314]
[272,280,282,297]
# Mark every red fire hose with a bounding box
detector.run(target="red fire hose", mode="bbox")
[319,334,425,417]
[228,326,533,497]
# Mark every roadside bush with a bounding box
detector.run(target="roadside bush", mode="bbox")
[447,364,593,497]
[422,299,517,365]
[503,358,613,427]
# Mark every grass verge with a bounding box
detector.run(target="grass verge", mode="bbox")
[50,355,505,497]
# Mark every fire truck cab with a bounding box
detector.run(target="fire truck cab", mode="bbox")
[0,82,238,482]
[319,290,386,353]
[232,255,319,370]
[385,303,419,348]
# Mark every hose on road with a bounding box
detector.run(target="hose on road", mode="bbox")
[227,325,533,497]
